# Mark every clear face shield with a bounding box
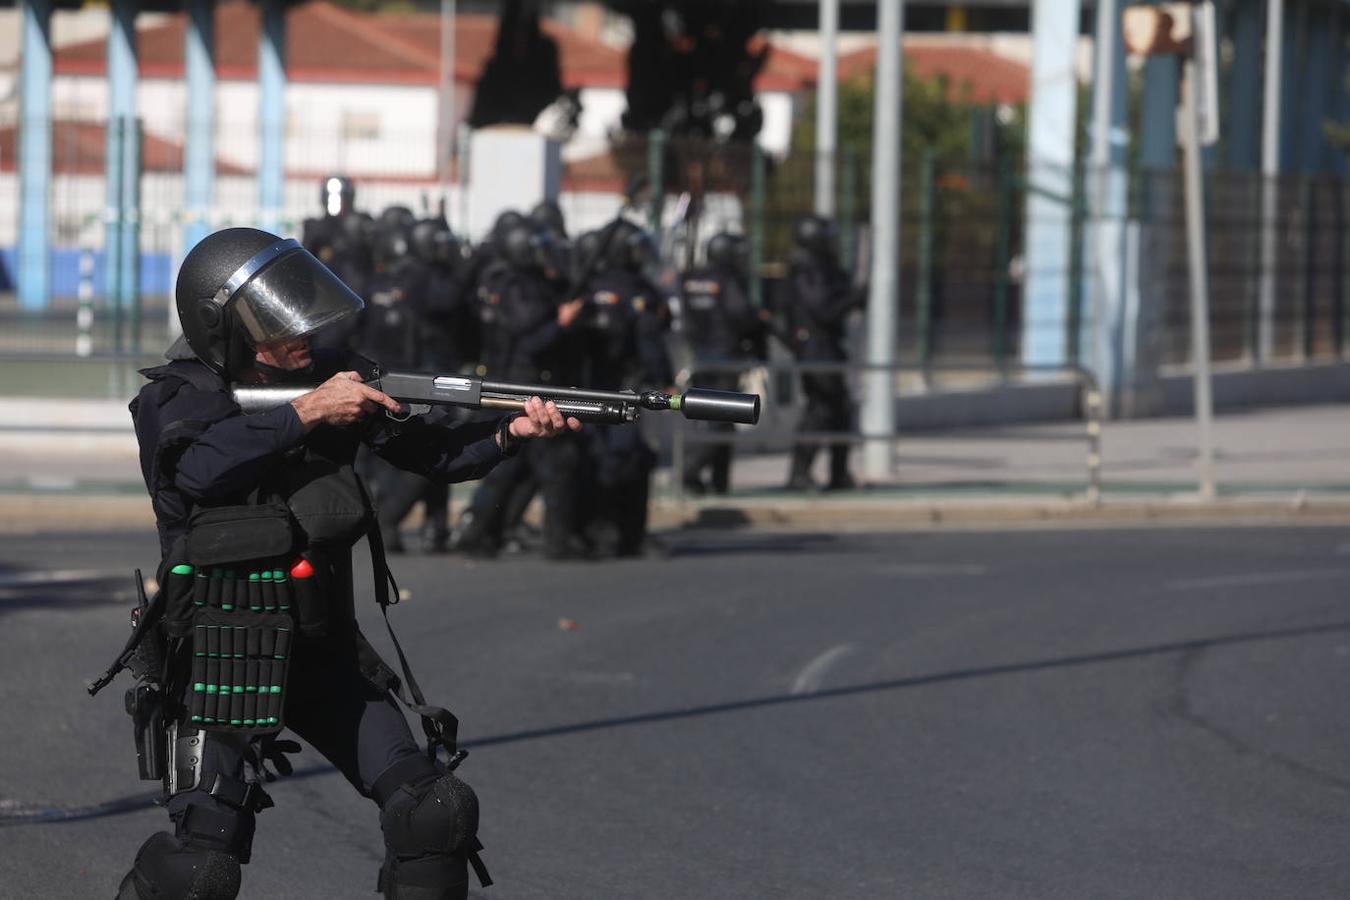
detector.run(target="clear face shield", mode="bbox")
[215,238,365,347]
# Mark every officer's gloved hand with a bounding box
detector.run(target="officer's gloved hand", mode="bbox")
[251,737,302,781]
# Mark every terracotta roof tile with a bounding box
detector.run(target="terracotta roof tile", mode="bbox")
[52,1,812,94]
[838,43,1030,105]
[54,0,625,87]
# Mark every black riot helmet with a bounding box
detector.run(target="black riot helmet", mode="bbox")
[380,205,417,230]
[490,210,527,244]
[410,218,461,269]
[373,222,413,270]
[573,229,607,281]
[341,210,374,245]
[501,222,567,280]
[529,199,567,238]
[500,222,538,270]
[320,175,355,217]
[606,220,657,273]
[792,213,840,259]
[706,231,749,279]
[175,227,364,375]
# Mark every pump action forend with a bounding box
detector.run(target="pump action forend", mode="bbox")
[230,371,762,427]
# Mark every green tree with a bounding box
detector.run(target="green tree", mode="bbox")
[765,66,1027,269]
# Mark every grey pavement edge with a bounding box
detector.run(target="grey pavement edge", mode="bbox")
[1,397,1347,531]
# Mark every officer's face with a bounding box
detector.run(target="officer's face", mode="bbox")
[254,336,312,370]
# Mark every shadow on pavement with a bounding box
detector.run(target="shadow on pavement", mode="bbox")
[10,617,1349,827]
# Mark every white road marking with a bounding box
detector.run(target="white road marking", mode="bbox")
[791,644,857,695]
[1165,568,1350,591]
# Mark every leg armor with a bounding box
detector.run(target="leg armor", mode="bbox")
[117,729,269,900]
[374,759,488,900]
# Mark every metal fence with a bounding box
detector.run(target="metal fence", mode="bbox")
[669,360,1104,506]
[2,121,1347,378]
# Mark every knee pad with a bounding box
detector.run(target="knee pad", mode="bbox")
[380,771,479,861]
[378,772,482,899]
[117,831,241,900]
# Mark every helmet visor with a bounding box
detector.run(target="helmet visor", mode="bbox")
[221,240,364,345]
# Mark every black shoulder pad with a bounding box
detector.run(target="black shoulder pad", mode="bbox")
[139,359,225,393]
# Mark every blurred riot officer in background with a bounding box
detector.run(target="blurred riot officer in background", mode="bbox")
[579,220,673,557]
[778,213,862,491]
[679,232,763,496]
[529,199,568,240]
[358,217,453,554]
[446,210,529,372]
[409,217,471,371]
[302,177,373,352]
[458,219,588,559]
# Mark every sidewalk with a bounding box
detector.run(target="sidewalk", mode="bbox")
[0,397,1347,531]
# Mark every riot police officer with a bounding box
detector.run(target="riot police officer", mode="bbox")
[679,231,762,495]
[779,213,861,491]
[301,175,374,305]
[529,198,568,240]
[358,218,452,554]
[579,220,673,556]
[115,227,579,899]
[409,217,470,371]
[458,220,588,559]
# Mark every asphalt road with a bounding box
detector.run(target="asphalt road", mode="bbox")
[2,524,1350,899]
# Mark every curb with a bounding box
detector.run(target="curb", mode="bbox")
[5,492,1350,534]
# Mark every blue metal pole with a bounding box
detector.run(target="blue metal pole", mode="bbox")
[106,0,137,330]
[1021,0,1080,368]
[1227,0,1263,170]
[1086,0,1130,411]
[184,0,216,255]
[17,0,53,311]
[258,0,286,232]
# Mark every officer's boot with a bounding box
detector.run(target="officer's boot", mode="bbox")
[710,444,732,496]
[785,445,817,491]
[826,444,856,491]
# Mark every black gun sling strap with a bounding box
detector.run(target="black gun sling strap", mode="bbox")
[364,521,462,765]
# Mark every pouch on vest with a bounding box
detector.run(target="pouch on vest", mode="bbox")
[185,501,296,564]
[273,455,374,549]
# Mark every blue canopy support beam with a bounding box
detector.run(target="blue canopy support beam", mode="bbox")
[1086,0,1130,411]
[258,0,286,232]
[105,0,139,329]
[17,0,53,311]
[1020,0,1081,368]
[184,0,216,256]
